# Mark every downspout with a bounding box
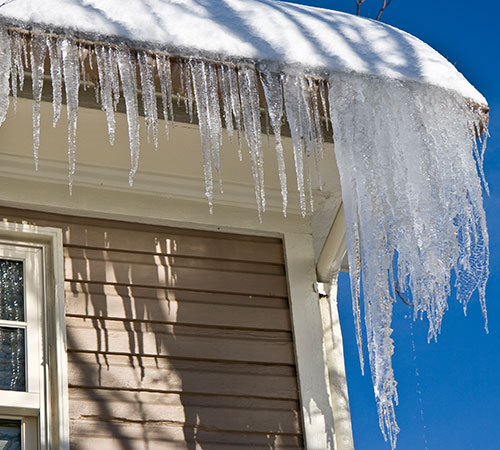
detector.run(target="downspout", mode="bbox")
[315,204,355,450]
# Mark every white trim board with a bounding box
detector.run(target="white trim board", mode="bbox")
[0,152,305,214]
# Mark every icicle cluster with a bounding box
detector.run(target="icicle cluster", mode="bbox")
[0,28,327,218]
[0,26,490,449]
[329,72,489,449]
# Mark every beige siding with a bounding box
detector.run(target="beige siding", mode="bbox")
[0,207,304,449]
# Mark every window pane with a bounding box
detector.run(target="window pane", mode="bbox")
[0,327,25,391]
[0,419,21,450]
[0,260,24,322]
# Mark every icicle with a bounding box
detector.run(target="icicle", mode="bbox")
[283,75,306,217]
[9,32,24,114]
[184,62,194,122]
[189,59,214,211]
[95,45,116,145]
[301,78,317,211]
[310,82,324,194]
[309,79,325,162]
[226,65,243,161]
[88,47,94,70]
[61,39,80,192]
[319,79,330,132]
[207,63,223,192]
[0,30,11,125]
[260,71,288,216]
[138,51,158,149]
[78,44,88,90]
[218,65,234,140]
[30,34,47,171]
[47,37,62,127]
[21,34,28,68]
[117,47,140,185]
[156,54,174,139]
[238,65,265,219]
[265,112,271,146]
[108,47,121,110]
[178,59,185,107]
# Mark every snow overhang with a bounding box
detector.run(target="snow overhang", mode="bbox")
[0,0,487,107]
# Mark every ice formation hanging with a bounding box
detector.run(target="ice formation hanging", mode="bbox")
[329,73,489,448]
[0,27,490,449]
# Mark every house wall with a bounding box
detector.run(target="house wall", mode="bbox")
[0,96,345,449]
[0,207,305,449]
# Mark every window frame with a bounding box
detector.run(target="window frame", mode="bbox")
[0,222,68,450]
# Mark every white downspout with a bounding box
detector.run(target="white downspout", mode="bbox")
[315,204,355,450]
[317,204,346,283]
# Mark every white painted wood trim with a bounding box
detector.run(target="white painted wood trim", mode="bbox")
[0,176,310,237]
[0,392,39,415]
[283,232,337,450]
[0,223,69,450]
[0,153,302,214]
[319,277,354,450]
[23,416,39,450]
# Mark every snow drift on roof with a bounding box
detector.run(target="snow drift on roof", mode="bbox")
[0,0,486,105]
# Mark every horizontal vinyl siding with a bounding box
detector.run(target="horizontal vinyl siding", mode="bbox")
[0,207,304,449]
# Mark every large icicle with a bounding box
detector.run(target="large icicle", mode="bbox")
[190,59,214,210]
[117,47,141,185]
[226,65,243,161]
[9,32,24,114]
[0,29,11,126]
[328,72,489,449]
[138,51,159,149]
[95,45,116,145]
[47,37,62,127]
[108,47,121,110]
[207,63,223,191]
[308,78,325,182]
[260,71,288,216]
[218,65,234,141]
[156,54,174,139]
[30,34,47,171]
[61,39,80,192]
[283,74,307,217]
[238,65,265,219]
[184,62,194,122]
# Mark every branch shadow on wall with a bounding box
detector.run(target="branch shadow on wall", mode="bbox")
[64,220,303,449]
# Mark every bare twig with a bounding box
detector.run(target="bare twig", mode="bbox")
[356,0,366,16]
[394,282,413,307]
[0,0,16,8]
[376,0,393,20]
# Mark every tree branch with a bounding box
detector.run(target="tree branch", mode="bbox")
[395,282,414,307]
[376,0,393,21]
[356,0,366,16]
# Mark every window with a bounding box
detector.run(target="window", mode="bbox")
[0,223,69,449]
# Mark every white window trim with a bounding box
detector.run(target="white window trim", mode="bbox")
[0,222,68,450]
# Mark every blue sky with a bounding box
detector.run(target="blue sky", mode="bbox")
[290,1,500,448]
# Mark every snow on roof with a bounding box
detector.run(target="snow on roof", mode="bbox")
[0,0,486,105]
